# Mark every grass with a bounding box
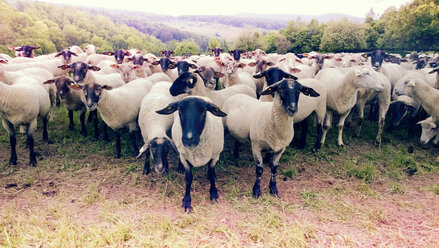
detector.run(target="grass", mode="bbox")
[0,107,439,247]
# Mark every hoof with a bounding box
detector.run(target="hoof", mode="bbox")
[252,184,261,199]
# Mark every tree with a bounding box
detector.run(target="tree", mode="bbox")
[207,37,221,51]
[319,18,366,52]
[174,39,201,56]
[233,30,266,51]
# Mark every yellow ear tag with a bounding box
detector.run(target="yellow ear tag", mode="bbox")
[407,81,416,87]
[167,106,172,110]
[355,70,362,76]
[189,78,194,85]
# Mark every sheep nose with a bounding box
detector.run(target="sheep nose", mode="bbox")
[287,104,297,115]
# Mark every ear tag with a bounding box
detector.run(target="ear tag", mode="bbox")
[189,78,194,85]
[407,81,416,87]
[355,70,362,76]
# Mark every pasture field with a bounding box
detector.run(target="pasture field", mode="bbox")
[1,107,439,247]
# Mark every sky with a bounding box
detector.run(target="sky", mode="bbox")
[39,0,413,18]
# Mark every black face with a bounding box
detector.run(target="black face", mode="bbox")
[255,60,270,74]
[149,137,171,174]
[176,61,196,76]
[212,47,223,57]
[114,49,129,64]
[416,60,426,70]
[229,49,243,61]
[82,83,103,111]
[56,50,77,64]
[261,79,319,116]
[131,54,145,65]
[18,45,38,58]
[169,72,197,96]
[254,67,297,88]
[160,50,174,58]
[365,50,390,70]
[159,57,176,72]
[195,66,218,90]
[313,54,329,70]
[390,101,409,126]
[70,62,89,83]
[55,77,74,99]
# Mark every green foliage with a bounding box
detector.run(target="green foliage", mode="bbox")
[319,18,366,52]
[174,39,201,56]
[233,30,266,51]
[279,19,324,53]
[207,37,221,51]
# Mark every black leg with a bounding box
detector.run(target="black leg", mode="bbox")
[28,134,36,166]
[233,141,240,166]
[177,159,185,174]
[182,165,193,213]
[115,130,121,158]
[298,119,308,149]
[9,134,17,165]
[263,153,272,164]
[207,162,219,203]
[252,161,263,198]
[87,110,93,123]
[42,117,49,143]
[269,162,279,197]
[130,131,138,157]
[92,110,99,141]
[143,148,150,175]
[103,123,109,142]
[80,110,87,136]
[314,124,323,152]
[68,110,74,131]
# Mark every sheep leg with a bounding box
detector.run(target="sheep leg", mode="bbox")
[102,123,110,142]
[375,102,387,145]
[269,149,284,198]
[298,119,309,149]
[355,103,365,138]
[42,117,49,143]
[321,111,333,146]
[80,109,87,136]
[252,147,264,199]
[92,110,99,141]
[129,130,138,157]
[115,130,121,158]
[233,141,240,166]
[314,123,323,152]
[68,110,75,131]
[87,110,93,123]
[182,162,193,213]
[143,148,151,175]
[177,160,185,174]
[337,110,351,147]
[207,161,219,203]
[27,119,37,167]
[3,120,17,165]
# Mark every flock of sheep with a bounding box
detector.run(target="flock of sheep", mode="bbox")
[1,45,438,212]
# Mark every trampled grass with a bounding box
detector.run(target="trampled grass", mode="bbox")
[1,107,439,247]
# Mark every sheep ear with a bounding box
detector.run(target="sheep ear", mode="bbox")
[407,81,416,87]
[31,46,40,50]
[151,60,160,65]
[325,55,333,59]
[159,51,164,54]
[300,86,320,97]
[125,58,132,63]
[267,62,275,66]
[361,53,370,58]
[8,46,15,51]
[69,84,83,90]
[89,66,101,71]
[429,68,439,74]
[238,63,246,68]
[55,51,63,57]
[253,71,265,78]
[214,71,225,78]
[102,85,113,90]
[283,71,298,80]
[206,102,227,117]
[247,62,257,67]
[58,64,70,70]
[0,59,8,64]
[260,85,278,95]
[190,64,198,69]
[165,136,179,154]
[135,143,150,159]
[111,64,120,69]
[71,52,78,57]
[168,63,177,69]
[133,65,142,70]
[156,101,179,115]
[215,60,224,67]
[289,68,301,75]
[43,79,55,84]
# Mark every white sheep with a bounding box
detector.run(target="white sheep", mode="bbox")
[417,116,439,145]
[0,77,51,166]
[156,96,227,213]
[136,82,177,175]
[315,67,386,146]
[169,72,256,108]
[222,79,320,198]
[70,78,153,158]
[86,53,115,66]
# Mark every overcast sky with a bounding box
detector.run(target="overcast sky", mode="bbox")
[38,0,412,18]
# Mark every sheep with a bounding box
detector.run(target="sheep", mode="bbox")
[394,77,439,124]
[191,65,224,90]
[8,46,23,57]
[159,50,175,58]
[0,54,12,61]
[95,60,119,74]
[0,77,51,166]
[169,72,257,108]
[11,45,40,58]
[58,62,125,141]
[222,79,320,198]
[136,82,178,175]
[100,49,132,64]
[68,45,83,55]
[429,67,439,88]
[229,49,245,61]
[253,67,327,150]
[43,76,87,136]
[83,44,99,55]
[389,95,421,130]
[55,49,78,65]
[417,117,439,145]
[209,47,223,58]
[216,61,256,91]
[176,60,198,76]
[151,57,178,81]
[156,96,227,213]
[86,53,115,66]
[315,67,386,147]
[125,54,151,77]
[70,78,153,158]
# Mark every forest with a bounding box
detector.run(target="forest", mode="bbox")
[0,0,438,56]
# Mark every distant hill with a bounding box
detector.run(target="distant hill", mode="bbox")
[236,13,364,24]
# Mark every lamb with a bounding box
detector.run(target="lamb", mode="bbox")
[136,82,178,175]
[417,117,439,145]
[394,77,439,124]
[156,96,227,213]
[254,67,327,150]
[43,76,87,136]
[169,72,257,108]
[70,78,153,158]
[0,77,51,166]
[315,67,386,146]
[222,79,320,198]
